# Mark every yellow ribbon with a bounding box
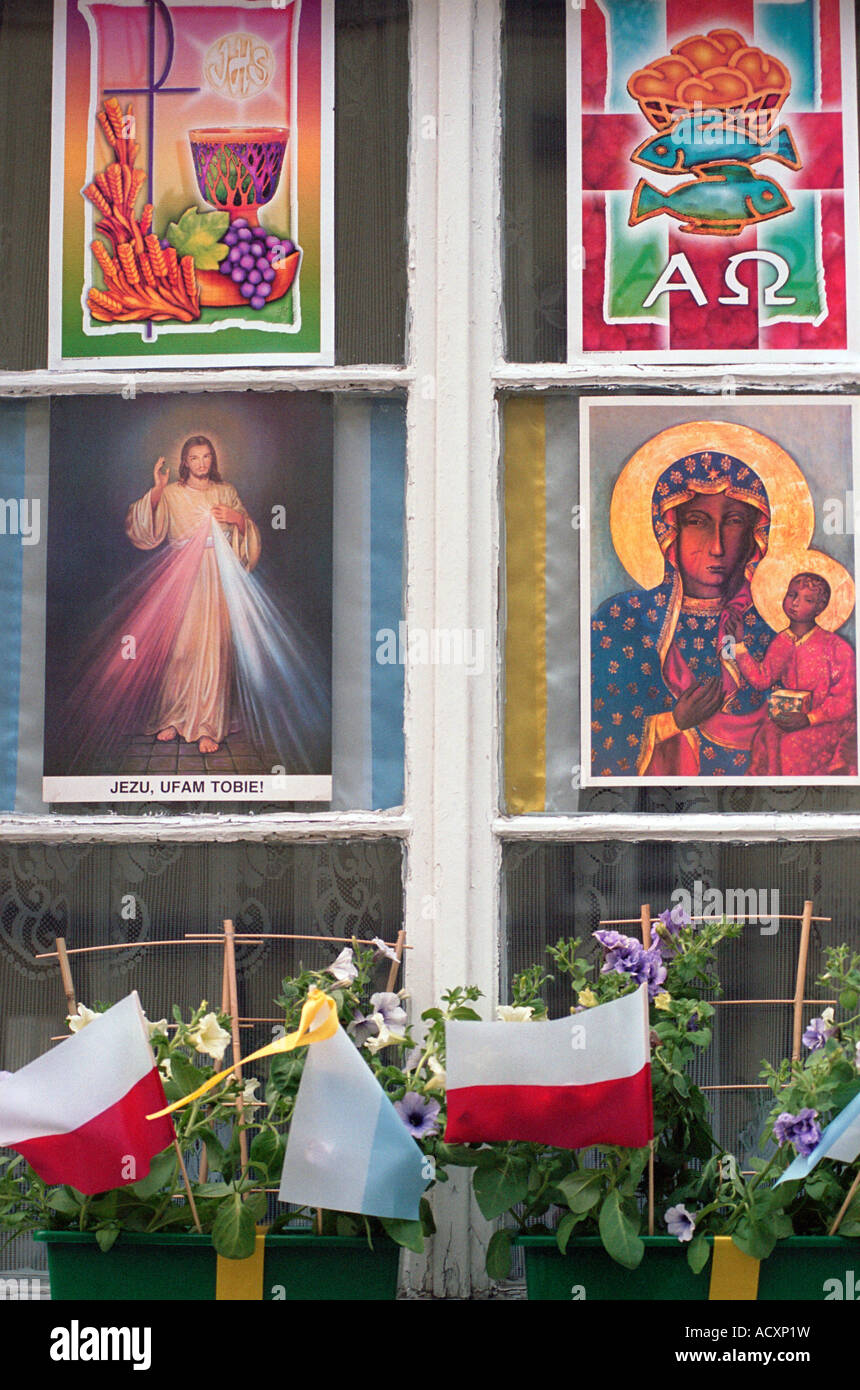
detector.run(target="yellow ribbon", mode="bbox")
[147,987,339,1119]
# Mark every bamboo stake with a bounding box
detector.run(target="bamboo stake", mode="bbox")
[639,904,655,1236]
[55,938,77,1017]
[184,932,411,948]
[701,1084,770,1091]
[223,919,249,1175]
[173,1139,203,1234]
[710,999,836,1007]
[385,929,407,993]
[830,1167,860,1236]
[791,901,815,1061]
[36,938,224,959]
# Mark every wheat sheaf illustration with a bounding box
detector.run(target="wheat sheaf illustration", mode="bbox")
[627,29,791,133]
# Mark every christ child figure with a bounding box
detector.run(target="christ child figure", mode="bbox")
[725,572,857,776]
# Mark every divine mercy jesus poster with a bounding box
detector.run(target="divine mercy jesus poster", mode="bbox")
[50,0,333,368]
[42,392,332,803]
[567,0,860,358]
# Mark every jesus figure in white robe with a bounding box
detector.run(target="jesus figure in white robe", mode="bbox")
[124,436,261,753]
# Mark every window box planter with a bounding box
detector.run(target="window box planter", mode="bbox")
[515,1234,860,1301]
[35,1230,401,1301]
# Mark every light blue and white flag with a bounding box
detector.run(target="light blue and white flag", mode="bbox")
[278,1022,429,1220]
[777,1090,860,1185]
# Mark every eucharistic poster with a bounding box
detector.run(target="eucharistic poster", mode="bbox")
[42,392,333,803]
[581,397,860,785]
[567,0,860,358]
[50,0,333,368]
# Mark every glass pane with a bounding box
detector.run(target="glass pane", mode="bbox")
[502,837,860,1163]
[502,0,566,363]
[0,836,405,1273]
[0,0,408,369]
[0,390,406,815]
[502,390,860,813]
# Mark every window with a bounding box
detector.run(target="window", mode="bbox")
[1,0,857,1300]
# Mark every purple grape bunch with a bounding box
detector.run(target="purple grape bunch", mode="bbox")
[217,218,295,311]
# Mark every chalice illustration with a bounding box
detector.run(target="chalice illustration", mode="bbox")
[188,127,300,308]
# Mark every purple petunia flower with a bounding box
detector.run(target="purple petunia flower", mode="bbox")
[773,1108,822,1157]
[658,904,692,937]
[394,1091,441,1139]
[370,991,408,1031]
[593,930,667,999]
[802,1018,831,1052]
[665,1203,696,1242]
[347,1009,380,1046]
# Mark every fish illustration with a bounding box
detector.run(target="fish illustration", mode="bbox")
[629,163,793,236]
[631,115,801,174]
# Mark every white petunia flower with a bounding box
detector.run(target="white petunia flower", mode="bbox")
[327,947,358,984]
[188,1012,231,1062]
[67,1004,97,1033]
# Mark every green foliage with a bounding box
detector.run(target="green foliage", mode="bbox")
[165,207,230,268]
[453,919,860,1281]
[1,943,469,1258]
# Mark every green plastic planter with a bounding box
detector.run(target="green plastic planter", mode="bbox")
[35,1230,401,1301]
[515,1234,860,1301]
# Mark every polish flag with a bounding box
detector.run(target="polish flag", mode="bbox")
[445,985,653,1148]
[0,993,174,1193]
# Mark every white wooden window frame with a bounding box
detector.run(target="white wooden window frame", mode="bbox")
[1,0,858,1297]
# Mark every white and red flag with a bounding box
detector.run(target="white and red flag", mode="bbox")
[0,992,174,1193]
[445,985,653,1149]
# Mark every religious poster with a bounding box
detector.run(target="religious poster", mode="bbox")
[567,0,860,358]
[50,0,333,368]
[43,392,333,803]
[581,397,860,786]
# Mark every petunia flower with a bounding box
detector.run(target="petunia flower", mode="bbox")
[188,1012,231,1062]
[241,1078,264,1112]
[371,936,400,963]
[657,904,691,937]
[67,1004,97,1033]
[365,1023,407,1055]
[348,1009,381,1046]
[654,992,672,1012]
[578,988,597,1009]
[496,1005,537,1023]
[593,930,667,999]
[424,1055,446,1093]
[327,947,358,984]
[394,1091,441,1139]
[370,991,408,1031]
[665,1204,696,1242]
[144,1015,169,1040]
[802,1015,835,1051]
[773,1108,822,1157]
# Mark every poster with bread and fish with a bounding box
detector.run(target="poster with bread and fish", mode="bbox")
[567,0,860,359]
[49,0,334,368]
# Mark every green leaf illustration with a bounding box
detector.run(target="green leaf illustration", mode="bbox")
[165,207,230,270]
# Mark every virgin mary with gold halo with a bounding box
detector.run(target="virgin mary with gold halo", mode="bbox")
[590,422,855,780]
